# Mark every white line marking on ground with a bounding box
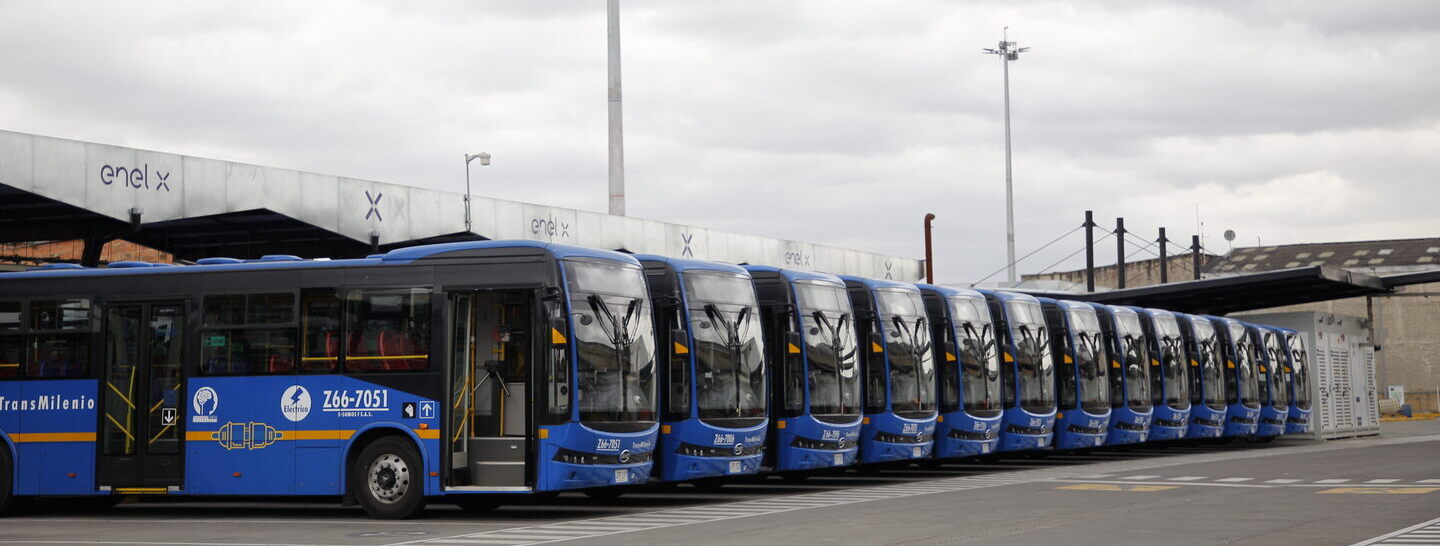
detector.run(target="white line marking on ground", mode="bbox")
[1169,476,1206,481]
[1119,475,1161,480]
[1265,479,1303,483]
[1366,479,1402,483]
[1217,477,1254,482]
[1417,479,1440,484]
[1315,479,1351,484]
[1348,515,1440,545]
[1045,479,1272,489]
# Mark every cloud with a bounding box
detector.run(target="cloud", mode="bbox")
[0,0,1437,283]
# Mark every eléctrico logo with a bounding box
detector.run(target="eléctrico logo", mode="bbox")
[281,385,312,422]
[192,386,219,424]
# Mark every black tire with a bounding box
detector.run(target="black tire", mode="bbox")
[582,487,625,502]
[778,471,808,482]
[352,436,427,519]
[691,477,726,492]
[0,445,17,516]
[452,495,500,513]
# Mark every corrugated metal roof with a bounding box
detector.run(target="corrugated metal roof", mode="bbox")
[1205,237,1440,273]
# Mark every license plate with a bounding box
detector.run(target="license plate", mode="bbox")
[833,453,844,465]
[728,460,742,474]
[912,446,922,457]
[1039,437,1048,446]
[614,469,629,483]
[981,444,991,454]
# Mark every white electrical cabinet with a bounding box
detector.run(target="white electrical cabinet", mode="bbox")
[1239,311,1380,440]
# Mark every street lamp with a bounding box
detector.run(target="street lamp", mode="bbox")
[982,27,1030,286]
[464,152,491,233]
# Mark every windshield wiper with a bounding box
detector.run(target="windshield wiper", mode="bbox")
[705,303,755,416]
[811,309,854,413]
[588,294,644,417]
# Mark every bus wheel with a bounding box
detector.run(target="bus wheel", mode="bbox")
[452,496,500,513]
[0,446,19,516]
[353,437,427,519]
[583,487,625,502]
[691,477,726,492]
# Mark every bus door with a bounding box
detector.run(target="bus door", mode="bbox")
[97,301,186,490]
[448,291,533,488]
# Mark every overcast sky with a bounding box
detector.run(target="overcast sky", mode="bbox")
[3,1,1438,283]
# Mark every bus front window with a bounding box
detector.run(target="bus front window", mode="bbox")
[1066,308,1110,414]
[1230,324,1260,408]
[1264,332,1289,408]
[1004,300,1054,414]
[1289,334,1312,410]
[1117,314,1152,410]
[683,271,767,420]
[1155,316,1190,408]
[795,281,860,419]
[565,260,658,427]
[876,289,936,416]
[1191,320,1226,410]
[950,297,1001,417]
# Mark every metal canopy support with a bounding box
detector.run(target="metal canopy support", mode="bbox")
[1158,227,1168,284]
[1115,217,1126,289]
[1191,235,1203,280]
[1084,210,1095,293]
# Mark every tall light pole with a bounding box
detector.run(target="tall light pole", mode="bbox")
[464,152,491,233]
[983,28,1029,285]
[607,0,627,216]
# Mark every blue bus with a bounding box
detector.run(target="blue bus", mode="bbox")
[977,291,1055,452]
[1131,308,1191,441]
[1279,328,1314,435]
[1251,325,1290,439]
[0,241,660,518]
[1089,304,1152,445]
[917,285,1003,457]
[637,256,766,485]
[840,277,938,464]
[1175,313,1226,438]
[1206,316,1261,437]
[744,267,862,472]
[1037,299,1111,450]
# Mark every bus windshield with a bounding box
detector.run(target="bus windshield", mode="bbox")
[1229,323,1261,407]
[1263,331,1289,409]
[1190,319,1226,410]
[682,271,767,419]
[1066,308,1110,413]
[1154,315,1189,408]
[1004,300,1054,414]
[795,281,861,418]
[876,289,936,415]
[950,296,1001,417]
[1117,313,1152,409]
[565,259,658,426]
[1288,333,1312,410]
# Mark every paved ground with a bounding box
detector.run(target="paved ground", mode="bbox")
[3,421,1437,546]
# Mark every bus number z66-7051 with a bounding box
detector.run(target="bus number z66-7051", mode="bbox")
[322,389,389,410]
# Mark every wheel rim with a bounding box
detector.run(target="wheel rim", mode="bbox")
[367,453,411,504]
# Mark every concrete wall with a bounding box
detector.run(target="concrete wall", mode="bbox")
[1023,254,1218,290]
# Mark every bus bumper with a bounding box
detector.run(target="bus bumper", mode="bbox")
[1054,410,1109,450]
[1285,411,1312,435]
[1148,407,1190,441]
[1255,407,1288,437]
[934,412,1001,458]
[1223,406,1260,437]
[1107,409,1152,446]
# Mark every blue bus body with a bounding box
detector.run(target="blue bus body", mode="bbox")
[0,241,661,518]
[916,285,1003,458]
[840,277,938,464]
[744,267,862,472]
[1205,316,1262,437]
[1089,304,1153,446]
[1037,299,1111,450]
[1252,325,1290,438]
[1174,313,1227,438]
[637,256,767,483]
[1130,308,1192,441]
[977,291,1056,452]
[1278,328,1314,435]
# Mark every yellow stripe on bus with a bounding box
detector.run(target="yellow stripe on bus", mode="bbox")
[184,429,358,442]
[9,432,96,443]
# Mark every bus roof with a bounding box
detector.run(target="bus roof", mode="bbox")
[741,265,842,285]
[0,240,637,280]
[914,284,985,301]
[837,275,918,292]
[633,254,748,275]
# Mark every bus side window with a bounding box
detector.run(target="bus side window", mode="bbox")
[302,289,342,373]
[0,301,20,378]
[199,293,296,376]
[346,288,431,373]
[28,299,92,379]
